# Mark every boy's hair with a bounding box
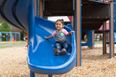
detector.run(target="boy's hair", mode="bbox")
[55,19,64,25]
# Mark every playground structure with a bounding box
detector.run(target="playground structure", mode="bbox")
[0,32,20,41]
[0,0,116,77]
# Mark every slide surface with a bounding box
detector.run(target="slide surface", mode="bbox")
[28,17,76,74]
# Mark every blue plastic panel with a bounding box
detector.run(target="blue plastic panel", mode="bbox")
[28,17,76,74]
[114,4,116,32]
[113,0,116,2]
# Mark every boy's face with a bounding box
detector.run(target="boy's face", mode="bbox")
[55,21,63,30]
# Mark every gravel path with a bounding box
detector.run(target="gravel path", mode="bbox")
[0,46,116,77]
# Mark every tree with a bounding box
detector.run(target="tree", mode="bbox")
[0,21,11,32]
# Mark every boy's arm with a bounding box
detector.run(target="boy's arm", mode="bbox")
[68,32,72,35]
[45,31,56,39]
[66,31,73,36]
[45,35,53,39]
[63,29,72,36]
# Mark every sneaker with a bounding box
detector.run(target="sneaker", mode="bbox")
[54,48,60,56]
[61,48,66,55]
[67,52,71,55]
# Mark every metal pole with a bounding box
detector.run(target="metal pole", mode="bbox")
[10,32,13,41]
[109,2,114,58]
[48,74,53,77]
[34,0,36,15]
[36,0,39,16]
[30,71,35,77]
[87,30,94,48]
[0,32,2,41]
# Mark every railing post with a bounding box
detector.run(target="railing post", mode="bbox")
[30,70,35,77]
[48,74,53,77]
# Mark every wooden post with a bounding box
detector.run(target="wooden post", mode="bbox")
[39,0,43,17]
[75,0,81,66]
[103,22,107,55]
[35,0,43,17]
[109,2,114,58]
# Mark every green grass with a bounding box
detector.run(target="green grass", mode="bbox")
[0,40,103,49]
[94,41,102,44]
[0,41,25,48]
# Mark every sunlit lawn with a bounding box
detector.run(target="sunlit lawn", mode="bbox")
[0,40,102,48]
[0,41,25,48]
[94,40,102,44]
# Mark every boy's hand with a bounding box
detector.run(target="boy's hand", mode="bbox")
[44,36,49,40]
[69,31,73,35]
[44,35,53,39]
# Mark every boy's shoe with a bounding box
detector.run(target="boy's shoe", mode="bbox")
[61,48,66,55]
[67,52,71,55]
[54,48,60,56]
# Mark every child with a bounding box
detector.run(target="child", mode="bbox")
[45,19,71,55]
[25,32,28,47]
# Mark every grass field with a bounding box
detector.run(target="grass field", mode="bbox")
[0,41,25,48]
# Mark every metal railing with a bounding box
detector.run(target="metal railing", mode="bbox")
[89,0,112,3]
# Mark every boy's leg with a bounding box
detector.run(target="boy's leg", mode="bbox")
[61,41,68,55]
[63,41,68,49]
[54,42,61,55]
[55,42,61,50]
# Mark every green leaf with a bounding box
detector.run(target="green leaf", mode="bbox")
[0,21,11,32]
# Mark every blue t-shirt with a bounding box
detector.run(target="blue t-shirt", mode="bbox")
[54,31,66,42]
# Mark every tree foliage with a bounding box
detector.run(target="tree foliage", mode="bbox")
[0,21,11,32]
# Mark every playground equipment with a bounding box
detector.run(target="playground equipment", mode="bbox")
[82,30,94,48]
[0,0,79,77]
[0,32,20,41]
[1,0,116,76]
[28,17,76,76]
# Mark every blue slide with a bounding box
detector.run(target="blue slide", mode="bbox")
[28,17,76,75]
[0,0,77,76]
